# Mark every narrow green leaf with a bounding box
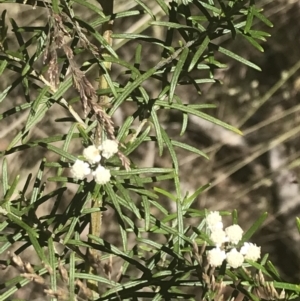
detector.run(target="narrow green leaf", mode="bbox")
[241,212,268,244]
[63,218,79,244]
[188,36,210,72]
[244,6,254,34]
[183,183,210,210]
[249,30,271,39]
[135,44,142,66]
[124,125,151,156]
[57,123,77,177]
[42,143,77,162]
[52,76,73,100]
[171,140,209,159]
[150,21,199,31]
[30,159,45,204]
[142,195,150,230]
[180,111,188,136]
[114,167,174,177]
[21,61,31,76]
[75,17,118,58]
[105,183,126,227]
[0,232,22,255]
[153,187,176,201]
[1,158,8,196]
[273,281,300,292]
[0,84,12,104]
[266,260,281,279]
[74,272,116,286]
[128,188,158,200]
[77,124,91,145]
[242,34,264,52]
[0,278,29,301]
[296,217,300,234]
[148,199,169,215]
[169,47,189,102]
[176,195,184,250]
[151,109,164,156]
[90,10,143,28]
[0,102,31,120]
[7,214,47,262]
[115,183,141,220]
[5,50,23,60]
[2,175,19,204]
[253,8,274,27]
[134,0,155,19]
[103,55,141,77]
[48,237,57,292]
[22,76,29,95]
[156,101,243,135]
[120,222,128,251]
[138,238,162,250]
[110,67,156,115]
[184,103,216,109]
[84,235,149,272]
[188,16,208,22]
[7,98,52,149]
[192,78,215,84]
[23,86,49,143]
[153,0,169,15]
[0,60,7,75]
[217,45,261,71]
[161,127,179,172]
[2,134,80,158]
[117,116,134,142]
[245,260,272,277]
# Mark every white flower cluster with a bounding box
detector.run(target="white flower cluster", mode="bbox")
[205,211,261,269]
[70,140,119,185]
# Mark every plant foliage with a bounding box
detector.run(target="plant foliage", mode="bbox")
[1,0,297,300]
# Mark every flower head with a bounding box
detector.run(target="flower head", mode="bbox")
[99,139,118,159]
[226,248,244,268]
[206,211,223,231]
[83,145,101,164]
[210,229,228,247]
[225,224,243,244]
[70,159,91,180]
[93,165,111,185]
[240,242,261,261]
[207,247,226,267]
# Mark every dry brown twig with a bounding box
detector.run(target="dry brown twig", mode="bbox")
[9,252,96,301]
[46,9,130,171]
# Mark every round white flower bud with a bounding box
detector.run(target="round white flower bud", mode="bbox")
[93,165,111,185]
[83,145,101,164]
[225,224,243,244]
[210,229,228,247]
[240,242,261,261]
[99,139,118,159]
[70,159,91,180]
[206,211,223,231]
[226,248,244,268]
[207,247,226,267]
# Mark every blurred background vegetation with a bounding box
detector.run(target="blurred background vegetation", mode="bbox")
[1,0,300,297]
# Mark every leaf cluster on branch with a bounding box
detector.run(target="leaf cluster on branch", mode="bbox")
[0,0,298,300]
